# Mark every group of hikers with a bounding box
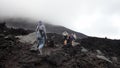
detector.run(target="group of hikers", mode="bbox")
[34,21,77,55]
[62,31,76,46]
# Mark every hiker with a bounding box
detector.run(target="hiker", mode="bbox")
[68,33,76,46]
[62,31,69,46]
[36,21,47,55]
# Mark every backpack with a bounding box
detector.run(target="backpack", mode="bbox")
[39,30,45,38]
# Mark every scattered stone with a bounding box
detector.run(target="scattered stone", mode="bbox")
[111,57,118,62]
[81,47,88,53]
[96,50,103,55]
[96,55,112,63]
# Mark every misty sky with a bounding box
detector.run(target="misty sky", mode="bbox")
[0,0,120,39]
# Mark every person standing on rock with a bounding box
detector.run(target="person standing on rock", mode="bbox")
[65,33,76,46]
[69,33,75,46]
[36,21,47,55]
[62,31,69,46]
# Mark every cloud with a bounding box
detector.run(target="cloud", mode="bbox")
[0,0,120,39]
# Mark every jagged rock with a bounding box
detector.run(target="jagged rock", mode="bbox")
[96,50,103,55]
[81,47,88,53]
[30,41,38,51]
[46,52,68,66]
[111,57,118,62]
[72,42,80,47]
[16,32,36,44]
[96,55,112,63]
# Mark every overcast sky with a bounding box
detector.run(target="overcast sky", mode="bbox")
[0,0,120,39]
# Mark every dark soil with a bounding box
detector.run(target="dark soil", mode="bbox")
[0,23,120,68]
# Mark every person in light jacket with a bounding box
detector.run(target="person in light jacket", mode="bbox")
[36,21,47,55]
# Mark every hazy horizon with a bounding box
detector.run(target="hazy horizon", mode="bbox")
[0,0,120,39]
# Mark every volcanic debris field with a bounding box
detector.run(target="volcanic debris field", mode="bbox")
[0,23,120,68]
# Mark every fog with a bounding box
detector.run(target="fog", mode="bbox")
[0,0,120,39]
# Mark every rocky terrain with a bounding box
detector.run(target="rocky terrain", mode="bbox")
[0,22,120,68]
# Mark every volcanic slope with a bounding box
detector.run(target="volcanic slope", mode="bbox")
[0,23,120,68]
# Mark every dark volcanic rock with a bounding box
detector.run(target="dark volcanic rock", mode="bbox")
[0,22,33,36]
[47,52,68,66]
[0,23,32,68]
[80,37,120,57]
[42,45,117,68]
[0,22,120,68]
[47,33,63,47]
